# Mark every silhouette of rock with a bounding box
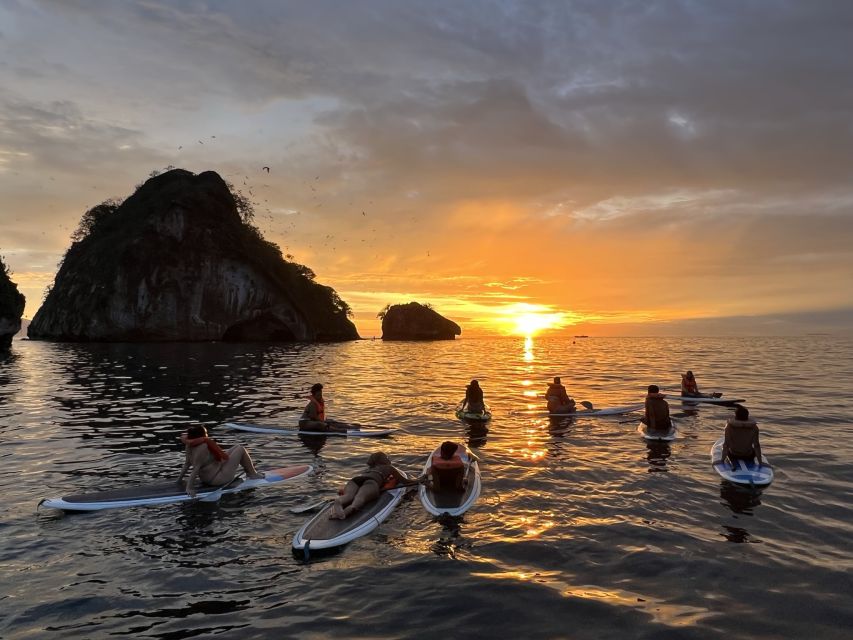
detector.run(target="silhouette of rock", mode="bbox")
[380,302,461,341]
[29,169,358,342]
[0,257,25,349]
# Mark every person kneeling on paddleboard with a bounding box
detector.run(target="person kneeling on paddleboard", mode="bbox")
[642,385,673,434]
[300,383,350,433]
[719,406,766,471]
[681,371,722,398]
[178,426,264,498]
[461,379,486,414]
[330,452,421,520]
[545,377,576,414]
[428,441,467,492]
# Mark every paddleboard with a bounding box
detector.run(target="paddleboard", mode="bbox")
[455,406,492,422]
[668,396,744,406]
[223,422,396,437]
[39,464,313,511]
[637,419,678,441]
[548,403,644,418]
[710,437,773,486]
[419,445,481,516]
[292,480,411,553]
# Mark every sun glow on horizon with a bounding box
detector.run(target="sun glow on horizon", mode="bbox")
[492,303,573,337]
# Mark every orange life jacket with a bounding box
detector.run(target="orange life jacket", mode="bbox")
[431,452,465,470]
[310,396,325,421]
[180,434,229,461]
[682,376,698,394]
[381,474,398,490]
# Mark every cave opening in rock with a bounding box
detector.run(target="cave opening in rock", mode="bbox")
[222,313,297,342]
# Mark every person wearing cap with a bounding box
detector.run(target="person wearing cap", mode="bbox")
[299,383,350,433]
[545,376,576,413]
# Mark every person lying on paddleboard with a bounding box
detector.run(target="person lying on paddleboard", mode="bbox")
[427,441,469,492]
[681,371,722,398]
[461,379,486,414]
[330,452,418,519]
[178,425,264,498]
[299,383,352,433]
[641,385,673,434]
[717,406,766,471]
[545,376,576,413]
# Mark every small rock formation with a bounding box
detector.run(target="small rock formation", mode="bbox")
[29,169,359,342]
[0,257,26,349]
[380,302,461,340]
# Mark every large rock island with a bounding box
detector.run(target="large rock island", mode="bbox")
[380,302,461,340]
[29,169,359,342]
[0,257,26,349]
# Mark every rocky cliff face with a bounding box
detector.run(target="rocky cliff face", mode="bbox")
[29,169,359,342]
[0,258,26,349]
[381,302,461,340]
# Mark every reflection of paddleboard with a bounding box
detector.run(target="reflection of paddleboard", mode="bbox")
[292,481,410,553]
[711,437,773,486]
[419,445,481,517]
[548,403,644,417]
[668,396,744,406]
[455,407,492,422]
[637,420,678,441]
[39,464,313,511]
[223,422,396,437]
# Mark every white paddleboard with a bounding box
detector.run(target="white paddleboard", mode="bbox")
[637,419,678,441]
[455,408,492,422]
[223,422,396,437]
[710,437,773,486]
[292,482,410,553]
[40,464,313,511]
[419,445,481,517]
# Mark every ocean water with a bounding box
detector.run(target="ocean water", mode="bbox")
[1,336,851,639]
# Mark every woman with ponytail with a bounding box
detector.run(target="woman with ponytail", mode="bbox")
[178,425,264,498]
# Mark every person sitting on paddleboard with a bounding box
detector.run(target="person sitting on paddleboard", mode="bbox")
[681,371,722,398]
[428,441,468,492]
[461,379,485,414]
[546,377,576,413]
[299,383,349,433]
[178,425,264,498]
[642,385,673,434]
[330,452,415,519]
[719,406,766,470]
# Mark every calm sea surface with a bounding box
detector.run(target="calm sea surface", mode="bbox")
[1,336,851,639]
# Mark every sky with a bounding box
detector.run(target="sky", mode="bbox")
[1,0,852,337]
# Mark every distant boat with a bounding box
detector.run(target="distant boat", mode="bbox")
[574,335,589,338]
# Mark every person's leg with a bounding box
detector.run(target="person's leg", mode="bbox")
[331,480,360,518]
[233,445,264,479]
[342,480,380,517]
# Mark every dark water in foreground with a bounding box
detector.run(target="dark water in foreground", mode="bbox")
[1,337,851,639]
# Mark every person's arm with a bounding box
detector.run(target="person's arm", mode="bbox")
[646,399,656,429]
[185,449,201,498]
[753,427,763,466]
[720,425,732,465]
[178,451,191,484]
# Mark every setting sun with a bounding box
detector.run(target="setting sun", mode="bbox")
[492,303,570,336]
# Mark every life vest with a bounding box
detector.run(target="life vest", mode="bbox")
[431,451,465,470]
[180,433,229,461]
[381,474,398,490]
[310,396,325,421]
[682,375,698,394]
